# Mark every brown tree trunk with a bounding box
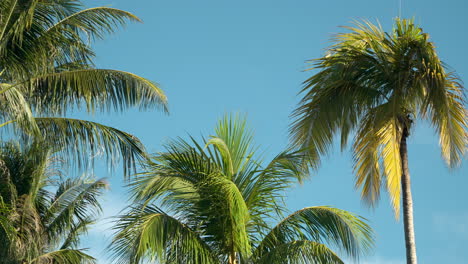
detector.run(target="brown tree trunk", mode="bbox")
[400,127,417,264]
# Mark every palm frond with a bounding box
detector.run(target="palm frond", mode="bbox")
[31,249,96,264]
[256,206,374,261]
[243,150,309,238]
[378,118,403,216]
[424,73,467,167]
[110,205,217,264]
[0,84,39,135]
[211,113,255,176]
[45,177,107,244]
[254,240,343,264]
[60,217,94,250]
[44,7,141,41]
[24,69,167,115]
[34,117,146,175]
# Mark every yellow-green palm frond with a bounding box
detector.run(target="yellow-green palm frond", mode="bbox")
[423,72,467,167]
[378,118,403,216]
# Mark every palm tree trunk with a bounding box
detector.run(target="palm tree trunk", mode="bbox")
[400,127,417,264]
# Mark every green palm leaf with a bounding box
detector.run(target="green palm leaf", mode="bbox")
[255,240,343,264]
[111,205,218,264]
[25,69,167,115]
[45,177,107,240]
[34,117,146,175]
[255,206,374,261]
[31,249,96,264]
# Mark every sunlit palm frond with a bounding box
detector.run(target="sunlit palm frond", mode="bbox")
[378,118,403,216]
[424,73,468,167]
[44,7,141,41]
[0,0,168,181]
[24,69,167,115]
[255,206,374,261]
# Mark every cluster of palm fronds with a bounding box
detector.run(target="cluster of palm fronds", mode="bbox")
[0,0,167,176]
[110,115,374,264]
[0,0,167,263]
[0,141,107,263]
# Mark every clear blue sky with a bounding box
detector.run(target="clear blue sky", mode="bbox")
[80,0,468,263]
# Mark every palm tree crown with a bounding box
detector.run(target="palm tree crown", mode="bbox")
[0,141,107,263]
[0,0,168,176]
[291,19,467,214]
[111,115,374,264]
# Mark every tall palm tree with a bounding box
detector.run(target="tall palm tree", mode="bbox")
[110,115,374,264]
[0,0,167,176]
[290,19,467,264]
[0,141,107,263]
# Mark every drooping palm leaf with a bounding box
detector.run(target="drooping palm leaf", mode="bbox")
[111,205,218,264]
[34,117,146,175]
[254,206,373,261]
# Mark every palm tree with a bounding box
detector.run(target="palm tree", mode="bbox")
[290,19,467,264]
[0,141,107,263]
[110,114,374,264]
[0,0,167,176]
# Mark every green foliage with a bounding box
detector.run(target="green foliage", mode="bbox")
[111,114,374,263]
[0,141,106,263]
[290,18,467,216]
[0,0,168,176]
